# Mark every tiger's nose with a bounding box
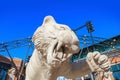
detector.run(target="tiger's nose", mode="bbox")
[73,40,79,46]
[71,31,80,53]
[71,44,80,53]
[72,40,80,52]
[71,31,79,45]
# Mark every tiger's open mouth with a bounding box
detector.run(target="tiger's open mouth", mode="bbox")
[54,43,80,62]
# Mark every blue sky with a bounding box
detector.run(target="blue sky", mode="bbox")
[0,0,120,58]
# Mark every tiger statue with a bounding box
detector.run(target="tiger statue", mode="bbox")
[25,16,110,80]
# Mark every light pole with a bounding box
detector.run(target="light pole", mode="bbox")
[86,21,95,51]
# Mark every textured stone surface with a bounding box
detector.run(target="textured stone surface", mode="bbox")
[25,16,110,80]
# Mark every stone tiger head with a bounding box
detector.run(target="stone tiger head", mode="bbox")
[32,16,80,67]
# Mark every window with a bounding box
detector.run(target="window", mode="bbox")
[110,63,120,80]
[0,69,7,80]
[0,62,11,80]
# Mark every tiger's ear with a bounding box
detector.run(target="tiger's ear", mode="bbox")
[42,15,56,26]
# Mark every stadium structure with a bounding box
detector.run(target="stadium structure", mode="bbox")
[0,22,120,80]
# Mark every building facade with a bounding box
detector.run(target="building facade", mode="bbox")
[0,55,22,80]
